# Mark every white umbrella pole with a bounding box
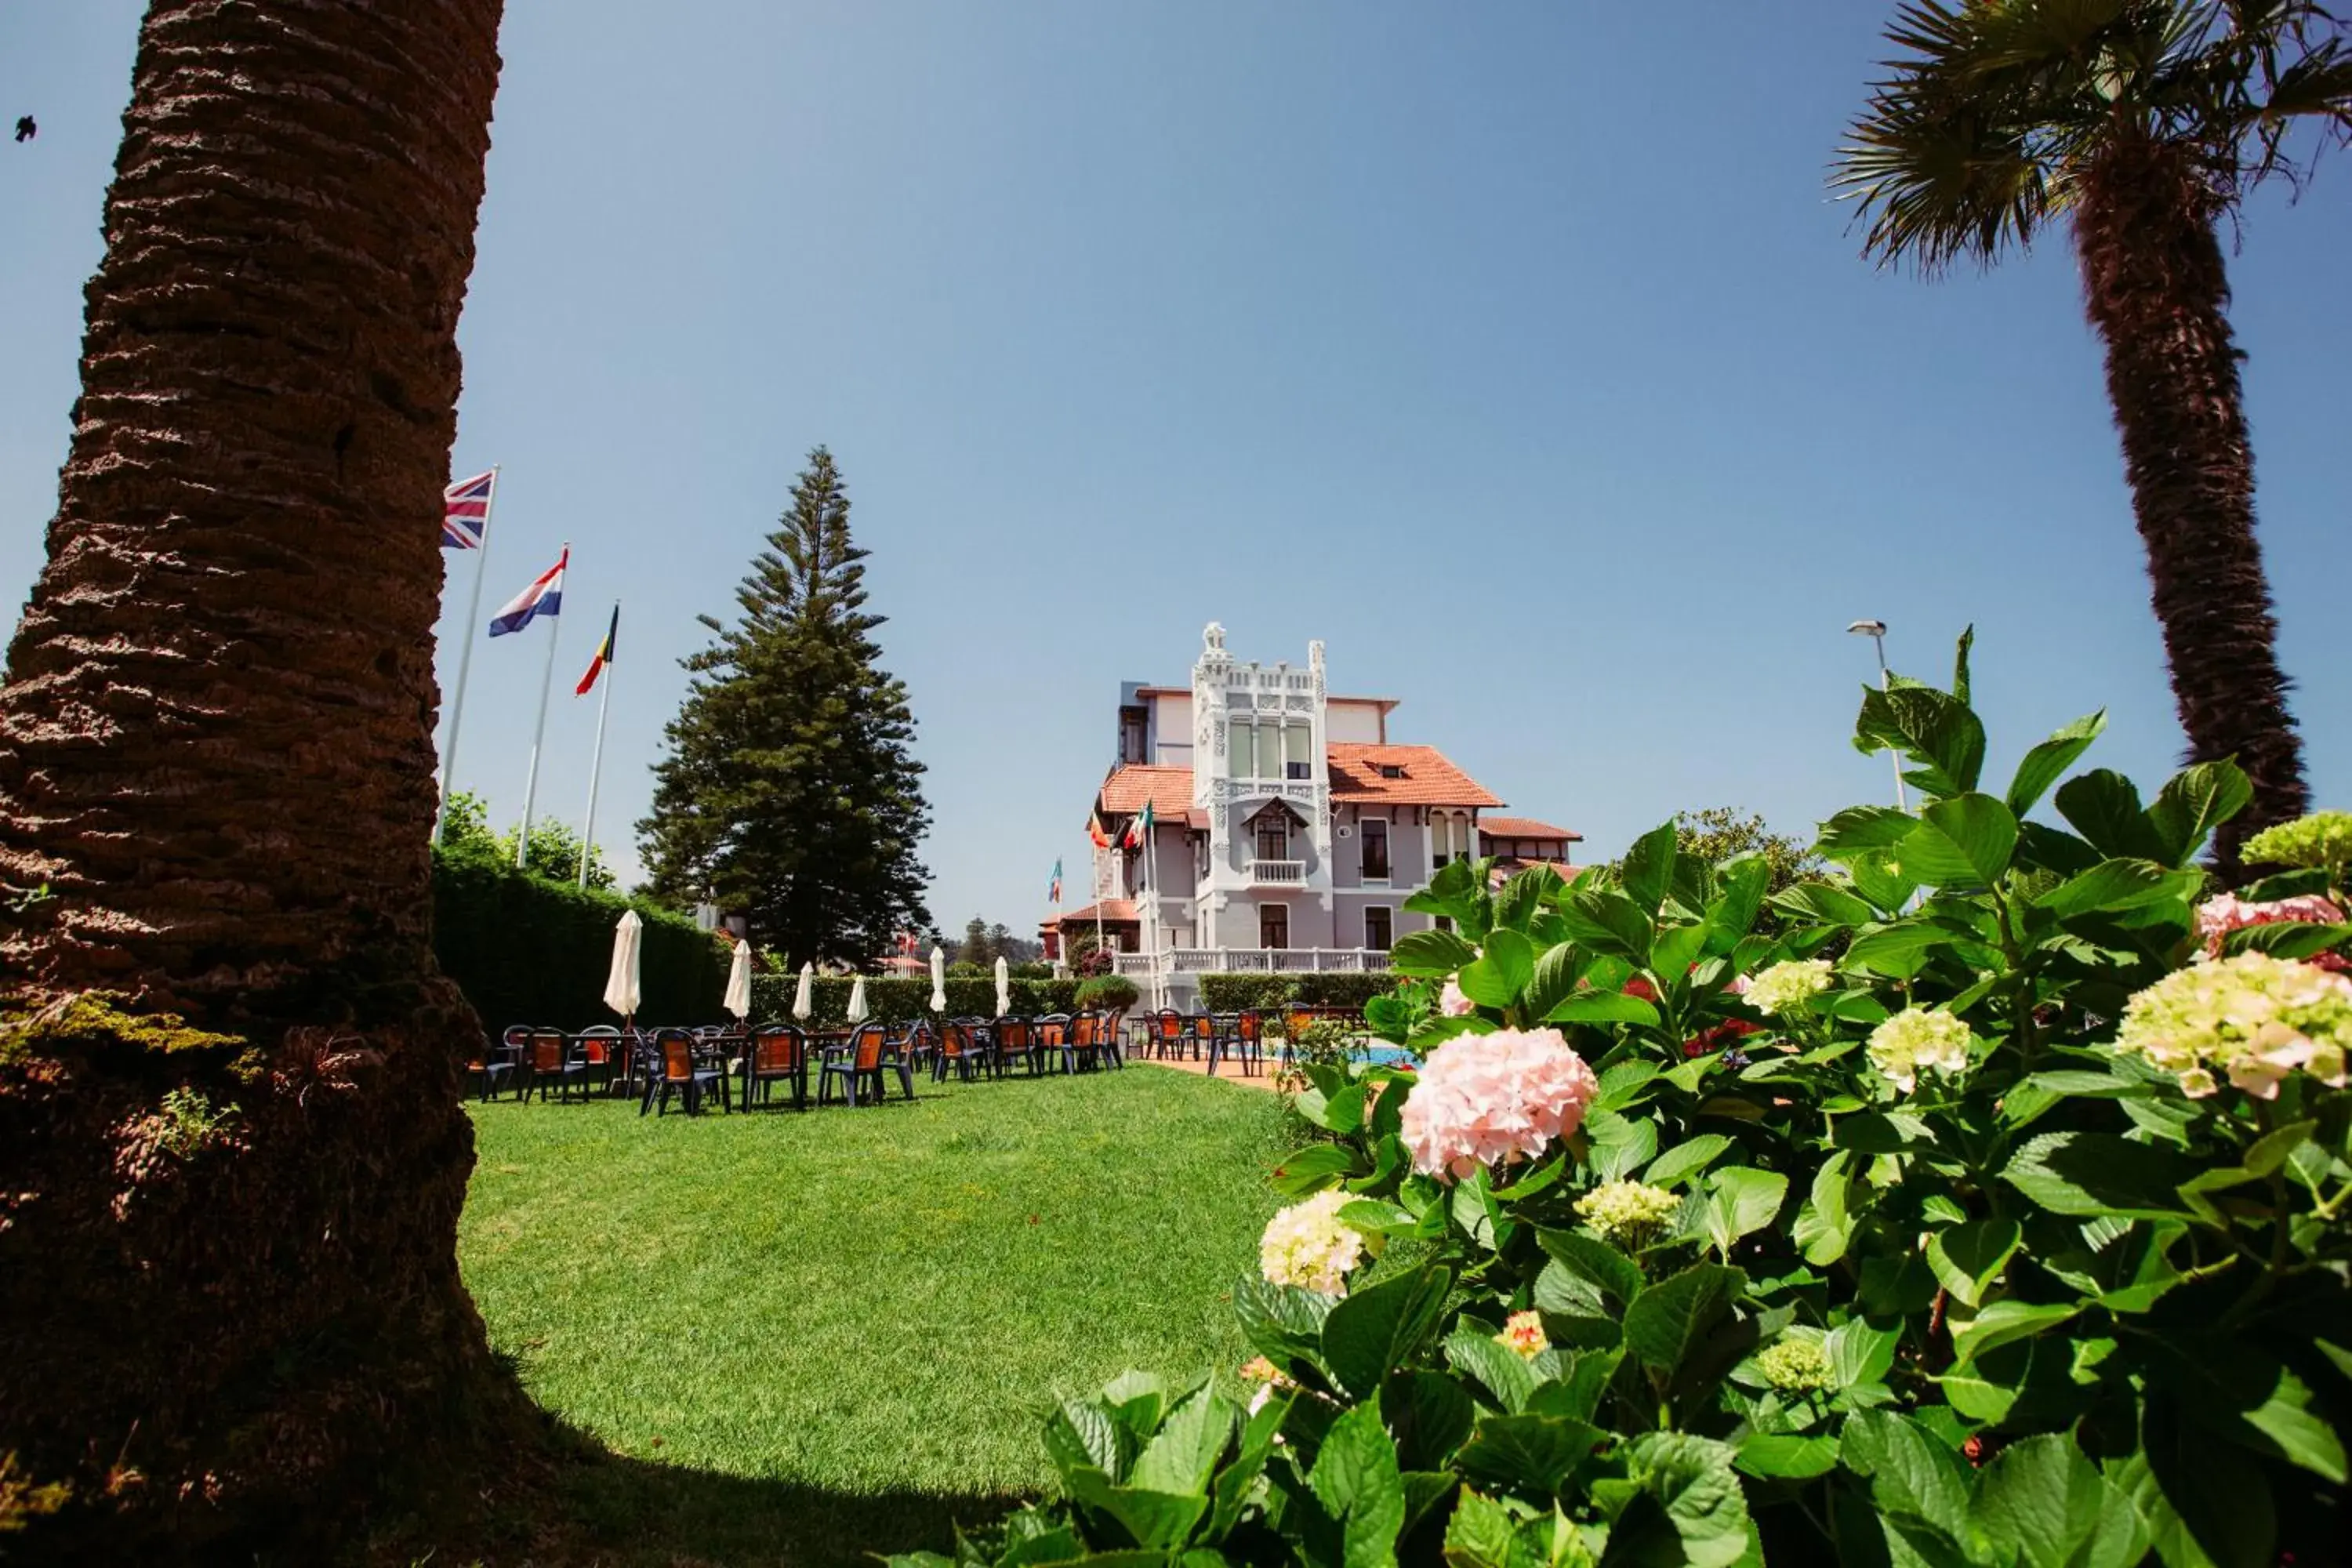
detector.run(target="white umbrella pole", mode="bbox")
[514,539,568,869]
[434,465,497,844]
[578,611,615,889]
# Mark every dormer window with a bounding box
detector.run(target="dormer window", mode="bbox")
[1378,764,1405,779]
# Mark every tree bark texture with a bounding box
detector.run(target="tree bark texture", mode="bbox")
[2074,138,2309,878]
[0,1,512,1556]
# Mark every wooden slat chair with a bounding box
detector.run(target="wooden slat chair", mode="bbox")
[744,1025,808,1110]
[641,1028,730,1116]
[992,1017,1040,1078]
[821,1023,907,1106]
[527,1028,588,1104]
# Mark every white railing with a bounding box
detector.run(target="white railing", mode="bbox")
[1118,948,1392,977]
[1250,858,1305,884]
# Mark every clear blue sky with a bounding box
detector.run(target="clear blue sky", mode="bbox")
[5,2,2347,940]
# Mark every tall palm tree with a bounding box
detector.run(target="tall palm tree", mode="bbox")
[0,0,508,1555]
[1837,0,2350,876]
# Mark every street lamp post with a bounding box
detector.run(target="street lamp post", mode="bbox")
[1848,619,1908,811]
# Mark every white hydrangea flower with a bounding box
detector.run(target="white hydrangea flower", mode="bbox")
[1866,1007,1972,1094]
[1574,1179,1683,1246]
[1258,1189,1366,1295]
[1745,959,1835,1018]
[2116,953,2352,1100]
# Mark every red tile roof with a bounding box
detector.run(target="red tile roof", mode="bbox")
[1327,744,1503,808]
[1490,861,1587,888]
[1095,765,1195,819]
[1047,899,1139,927]
[1480,816,1582,842]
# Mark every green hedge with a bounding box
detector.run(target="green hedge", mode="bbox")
[431,844,728,1032]
[1196,971,1403,1014]
[746,974,1081,1028]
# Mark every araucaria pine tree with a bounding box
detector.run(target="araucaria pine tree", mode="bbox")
[640,448,931,962]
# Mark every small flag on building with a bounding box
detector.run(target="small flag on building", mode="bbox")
[1047,858,1062,902]
[1123,800,1155,849]
[575,604,619,695]
[1087,818,1110,851]
[488,549,566,637]
[442,470,494,550]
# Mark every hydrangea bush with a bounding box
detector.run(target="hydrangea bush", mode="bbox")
[909,643,2352,1568]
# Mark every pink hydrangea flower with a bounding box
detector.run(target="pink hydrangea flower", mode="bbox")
[1399,1027,1600,1183]
[1439,978,1476,1017]
[2196,892,2347,958]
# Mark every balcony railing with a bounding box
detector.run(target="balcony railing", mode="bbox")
[1250,858,1305,884]
[1116,949,1392,977]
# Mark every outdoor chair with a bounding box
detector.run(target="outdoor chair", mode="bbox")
[499,1024,534,1095]
[935,1021,988,1083]
[744,1025,808,1110]
[1035,1014,1070,1073]
[1152,1009,1186,1061]
[465,1031,518,1102]
[641,1028,731,1116]
[820,1023,909,1106]
[1210,1011,1263,1078]
[1099,1010,1127,1069]
[898,1022,938,1080]
[1062,1012,1103,1074]
[1189,1013,1218,1069]
[574,1025,622,1095]
[992,1017,1040,1077]
[527,1029,588,1104]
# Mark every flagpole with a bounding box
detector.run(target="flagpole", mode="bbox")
[578,601,616,888]
[516,540,567,870]
[434,464,497,844]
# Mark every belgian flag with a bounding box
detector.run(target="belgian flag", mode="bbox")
[575,604,618,696]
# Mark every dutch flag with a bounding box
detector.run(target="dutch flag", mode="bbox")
[488,549,566,637]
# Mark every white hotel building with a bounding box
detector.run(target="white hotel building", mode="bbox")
[1047,624,1579,1000]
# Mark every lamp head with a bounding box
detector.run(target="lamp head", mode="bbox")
[1846,619,1887,637]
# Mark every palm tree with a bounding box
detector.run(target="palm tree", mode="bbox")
[0,1,509,1555]
[1837,1,2350,876]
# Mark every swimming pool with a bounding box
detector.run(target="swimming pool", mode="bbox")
[1359,1044,1420,1069]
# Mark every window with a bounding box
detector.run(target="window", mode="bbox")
[1378,764,1405,779]
[1363,906,1392,952]
[1360,817,1390,880]
[1260,905,1289,949]
[1432,811,1458,866]
[1283,724,1312,780]
[1255,815,1290,863]
[1228,720,1252,779]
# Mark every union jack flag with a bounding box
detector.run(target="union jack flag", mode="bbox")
[442,470,494,550]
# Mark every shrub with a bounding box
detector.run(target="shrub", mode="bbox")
[430,842,726,1031]
[916,637,2352,1568]
[1198,971,1403,1015]
[1076,975,1141,1012]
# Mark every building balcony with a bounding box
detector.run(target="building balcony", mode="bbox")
[1115,948,1392,978]
[1250,858,1305,885]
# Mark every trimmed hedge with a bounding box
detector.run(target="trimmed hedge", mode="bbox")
[1196,971,1404,1014]
[431,844,728,1032]
[746,974,1081,1029]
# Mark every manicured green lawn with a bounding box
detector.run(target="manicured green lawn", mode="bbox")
[457,1066,1282,1565]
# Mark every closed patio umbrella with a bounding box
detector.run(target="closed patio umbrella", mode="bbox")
[793,960,814,1022]
[724,939,753,1021]
[604,909,643,1025]
[846,974,869,1025]
[994,955,1011,1017]
[930,945,948,1013]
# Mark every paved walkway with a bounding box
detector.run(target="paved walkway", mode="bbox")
[1131,1054,1283,1093]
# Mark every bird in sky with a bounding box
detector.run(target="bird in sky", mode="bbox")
[13,116,33,143]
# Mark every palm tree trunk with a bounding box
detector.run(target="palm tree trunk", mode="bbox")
[2074,138,2308,878]
[0,1,512,1555]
